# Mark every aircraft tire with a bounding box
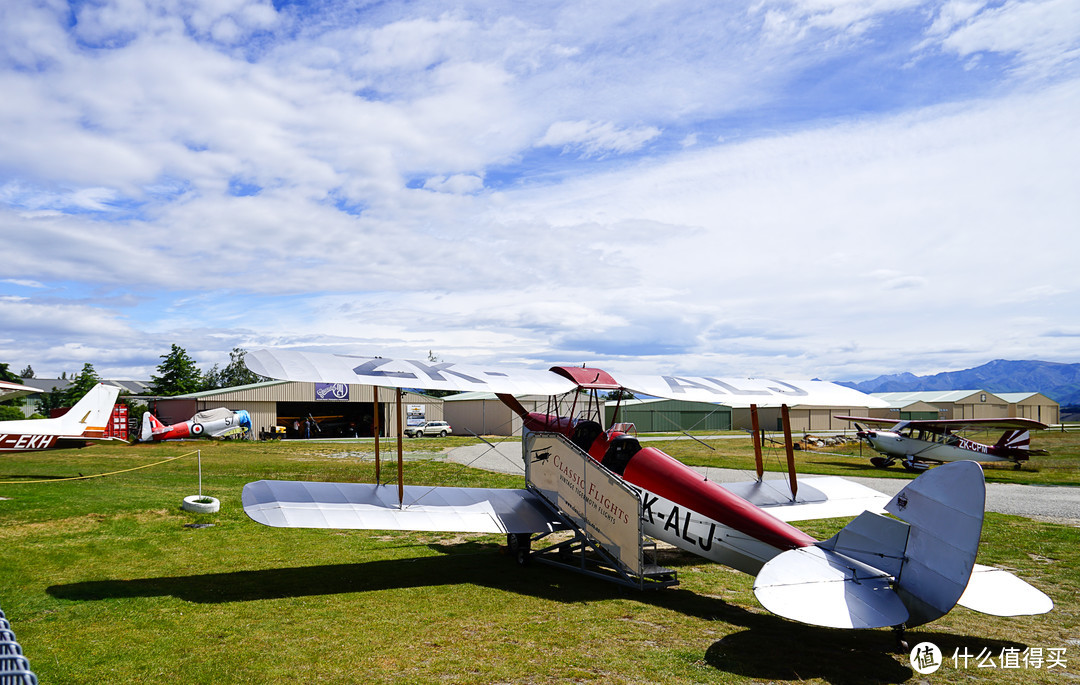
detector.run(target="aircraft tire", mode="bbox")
[182,495,220,513]
[870,457,891,469]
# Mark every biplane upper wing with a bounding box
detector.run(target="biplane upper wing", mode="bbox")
[836,415,1049,431]
[613,375,890,409]
[245,349,578,396]
[246,349,886,409]
[242,480,565,534]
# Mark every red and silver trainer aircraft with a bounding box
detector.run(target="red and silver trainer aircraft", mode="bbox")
[240,349,1052,639]
[836,415,1049,471]
[0,383,121,453]
[139,408,252,442]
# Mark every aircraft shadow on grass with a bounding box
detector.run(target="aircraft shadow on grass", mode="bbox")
[46,541,1030,684]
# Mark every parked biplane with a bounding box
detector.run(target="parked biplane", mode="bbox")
[240,350,1052,640]
[140,408,252,442]
[0,383,121,452]
[836,415,1049,471]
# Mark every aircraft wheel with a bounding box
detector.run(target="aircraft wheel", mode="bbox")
[507,533,531,566]
[903,462,919,473]
[870,457,891,469]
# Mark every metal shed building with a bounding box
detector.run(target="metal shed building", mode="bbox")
[151,380,443,439]
[604,398,732,432]
[998,392,1060,425]
[443,391,597,437]
[869,390,1009,420]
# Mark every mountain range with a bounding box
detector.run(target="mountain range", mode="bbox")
[838,360,1080,406]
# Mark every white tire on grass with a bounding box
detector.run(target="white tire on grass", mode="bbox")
[182,495,220,513]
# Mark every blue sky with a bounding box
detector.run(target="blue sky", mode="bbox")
[1,0,1078,382]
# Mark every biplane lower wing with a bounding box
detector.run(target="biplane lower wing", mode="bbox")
[242,480,566,534]
[721,476,890,522]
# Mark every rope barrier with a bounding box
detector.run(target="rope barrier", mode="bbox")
[0,450,200,484]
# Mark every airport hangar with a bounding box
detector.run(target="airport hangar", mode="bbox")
[443,392,883,435]
[149,380,445,439]
[145,383,1058,438]
[866,390,1060,425]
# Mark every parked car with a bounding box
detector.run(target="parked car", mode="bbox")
[404,420,453,438]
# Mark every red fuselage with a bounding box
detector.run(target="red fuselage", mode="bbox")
[522,412,815,555]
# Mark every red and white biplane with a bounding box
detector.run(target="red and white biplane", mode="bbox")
[241,350,1052,640]
[0,383,121,453]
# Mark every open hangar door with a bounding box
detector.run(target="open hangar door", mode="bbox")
[276,401,383,438]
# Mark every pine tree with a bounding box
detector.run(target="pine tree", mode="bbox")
[63,363,102,405]
[201,347,267,390]
[151,345,203,395]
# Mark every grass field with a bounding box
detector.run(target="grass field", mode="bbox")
[651,427,1080,486]
[1,437,1077,683]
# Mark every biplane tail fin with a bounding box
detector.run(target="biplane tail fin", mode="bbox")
[754,461,1051,629]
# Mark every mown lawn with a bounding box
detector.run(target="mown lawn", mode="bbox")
[650,428,1080,486]
[0,439,1076,683]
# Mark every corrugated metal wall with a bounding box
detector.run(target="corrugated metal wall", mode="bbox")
[154,381,443,438]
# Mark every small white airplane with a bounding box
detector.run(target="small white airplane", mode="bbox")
[240,349,1052,641]
[837,415,1049,471]
[139,408,252,442]
[0,383,122,452]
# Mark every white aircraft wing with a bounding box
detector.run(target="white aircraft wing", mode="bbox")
[246,349,578,396]
[612,374,889,408]
[720,476,890,522]
[242,480,566,534]
[0,380,39,401]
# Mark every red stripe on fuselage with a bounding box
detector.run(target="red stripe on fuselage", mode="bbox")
[524,412,815,551]
[621,446,815,550]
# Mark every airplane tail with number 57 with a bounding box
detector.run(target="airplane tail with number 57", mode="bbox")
[239,349,1052,642]
[0,383,122,453]
[836,415,1049,471]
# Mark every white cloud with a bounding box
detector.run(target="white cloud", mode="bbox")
[934,0,1080,73]
[536,120,662,157]
[1,2,1078,380]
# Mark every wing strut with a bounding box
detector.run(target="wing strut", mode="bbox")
[395,389,404,507]
[373,385,381,483]
[781,404,797,498]
[750,404,764,481]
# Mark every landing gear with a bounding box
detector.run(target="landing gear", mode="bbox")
[892,625,909,652]
[507,532,531,566]
[870,456,894,469]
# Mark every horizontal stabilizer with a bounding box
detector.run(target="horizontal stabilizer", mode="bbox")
[753,545,909,629]
[243,480,564,534]
[722,476,890,522]
[958,564,1054,616]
